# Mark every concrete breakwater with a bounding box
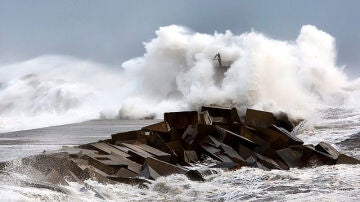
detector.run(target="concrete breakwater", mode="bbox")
[1,105,359,191]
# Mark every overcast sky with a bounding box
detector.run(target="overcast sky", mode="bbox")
[1,0,360,76]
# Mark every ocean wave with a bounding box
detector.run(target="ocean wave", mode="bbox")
[0,25,359,132]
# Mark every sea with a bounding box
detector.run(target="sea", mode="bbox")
[0,106,359,201]
[1,24,360,201]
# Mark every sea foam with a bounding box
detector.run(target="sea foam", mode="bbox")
[0,25,357,132]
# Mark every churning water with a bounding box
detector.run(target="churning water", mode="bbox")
[0,25,359,201]
[0,107,359,201]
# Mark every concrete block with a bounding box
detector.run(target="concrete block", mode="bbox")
[143,157,187,176]
[315,142,340,159]
[142,121,170,133]
[164,111,198,130]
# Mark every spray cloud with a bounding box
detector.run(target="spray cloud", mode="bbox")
[118,25,350,119]
[0,25,356,132]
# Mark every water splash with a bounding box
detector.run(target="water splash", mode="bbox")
[1,25,359,132]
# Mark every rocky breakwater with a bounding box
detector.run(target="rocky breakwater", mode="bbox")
[1,106,359,191]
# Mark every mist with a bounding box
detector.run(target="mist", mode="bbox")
[0,25,358,132]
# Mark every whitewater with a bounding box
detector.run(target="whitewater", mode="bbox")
[0,25,359,201]
[1,24,360,132]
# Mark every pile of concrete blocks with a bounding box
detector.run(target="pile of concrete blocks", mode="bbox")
[1,106,359,187]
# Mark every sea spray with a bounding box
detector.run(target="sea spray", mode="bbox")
[0,25,357,132]
[0,56,126,131]
[119,25,350,119]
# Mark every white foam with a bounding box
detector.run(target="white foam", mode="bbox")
[0,55,127,132]
[0,106,359,201]
[1,25,360,132]
[118,25,355,121]
[1,164,358,201]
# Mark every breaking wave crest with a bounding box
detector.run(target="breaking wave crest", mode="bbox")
[0,25,359,132]
[0,56,126,131]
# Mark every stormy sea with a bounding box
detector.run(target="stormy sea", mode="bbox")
[0,25,359,201]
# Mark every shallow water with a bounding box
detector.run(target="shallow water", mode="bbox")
[0,107,359,201]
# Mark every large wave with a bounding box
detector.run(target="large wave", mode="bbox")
[0,25,358,132]
[0,56,127,131]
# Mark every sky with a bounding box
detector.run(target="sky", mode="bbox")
[1,0,360,76]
